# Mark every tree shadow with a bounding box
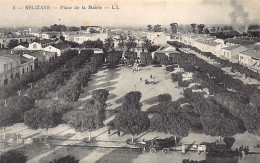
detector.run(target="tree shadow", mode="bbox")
[115,96,125,104]
[107,93,117,101]
[106,87,116,92]
[93,81,118,90]
[95,148,141,163]
[142,96,159,105]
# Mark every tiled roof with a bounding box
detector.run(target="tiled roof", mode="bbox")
[53,42,70,50]
[240,50,260,60]
[222,45,243,51]
[225,38,256,45]
[35,39,54,44]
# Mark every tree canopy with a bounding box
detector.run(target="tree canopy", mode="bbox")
[24,107,62,134]
[0,150,27,163]
[151,101,190,138]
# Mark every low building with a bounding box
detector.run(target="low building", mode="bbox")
[44,42,71,56]
[0,52,34,85]
[239,49,260,71]
[0,36,36,48]
[221,45,248,62]
[27,39,55,50]
[225,38,256,47]
[152,45,179,59]
[74,33,108,44]
[41,32,61,39]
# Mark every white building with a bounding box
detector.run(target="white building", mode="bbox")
[74,33,108,44]
[44,42,71,56]
[221,45,248,62]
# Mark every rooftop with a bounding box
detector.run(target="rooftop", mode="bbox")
[240,49,260,60]
[225,38,256,46]
[222,45,246,51]
[35,39,54,44]
[53,42,70,50]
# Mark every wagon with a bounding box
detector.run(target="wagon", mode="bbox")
[136,137,177,154]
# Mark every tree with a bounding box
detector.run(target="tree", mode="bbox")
[70,89,109,140]
[107,51,122,68]
[60,35,65,41]
[114,108,150,142]
[200,111,239,137]
[140,52,152,65]
[0,107,16,139]
[0,150,27,163]
[58,82,81,102]
[154,24,162,32]
[50,155,79,163]
[104,38,114,52]
[24,108,62,135]
[68,26,80,31]
[190,24,196,33]
[7,40,19,49]
[211,26,216,33]
[124,51,137,65]
[142,39,159,52]
[158,94,172,103]
[76,68,91,87]
[6,96,35,120]
[196,24,205,34]
[125,37,137,51]
[203,28,210,34]
[147,25,153,31]
[81,39,103,49]
[69,110,96,140]
[92,89,109,103]
[151,102,191,143]
[118,34,127,51]
[27,87,47,101]
[124,91,142,105]
[170,23,178,34]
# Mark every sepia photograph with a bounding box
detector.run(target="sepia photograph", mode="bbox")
[0,0,260,162]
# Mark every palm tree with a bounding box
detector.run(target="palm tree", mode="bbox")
[142,39,152,52]
[170,23,178,34]
[154,24,162,32]
[118,34,126,52]
[147,25,153,32]
[126,37,137,51]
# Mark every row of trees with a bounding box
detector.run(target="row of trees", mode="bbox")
[28,50,92,101]
[0,96,35,138]
[0,50,79,99]
[69,89,109,140]
[111,92,191,143]
[167,42,260,135]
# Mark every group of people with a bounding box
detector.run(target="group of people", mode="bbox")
[235,145,250,157]
[140,75,156,84]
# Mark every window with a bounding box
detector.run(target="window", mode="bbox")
[17,60,19,66]
[27,67,29,72]
[11,62,13,69]
[22,68,24,74]
[31,65,33,71]
[33,44,37,49]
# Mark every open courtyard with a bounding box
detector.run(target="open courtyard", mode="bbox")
[1,63,260,163]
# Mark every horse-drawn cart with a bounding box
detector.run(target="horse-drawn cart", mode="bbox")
[135,137,177,154]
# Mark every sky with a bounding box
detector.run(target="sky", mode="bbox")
[0,0,259,28]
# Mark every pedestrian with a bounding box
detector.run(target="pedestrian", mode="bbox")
[140,78,142,82]
[150,75,152,79]
[239,145,244,157]
[244,146,249,155]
